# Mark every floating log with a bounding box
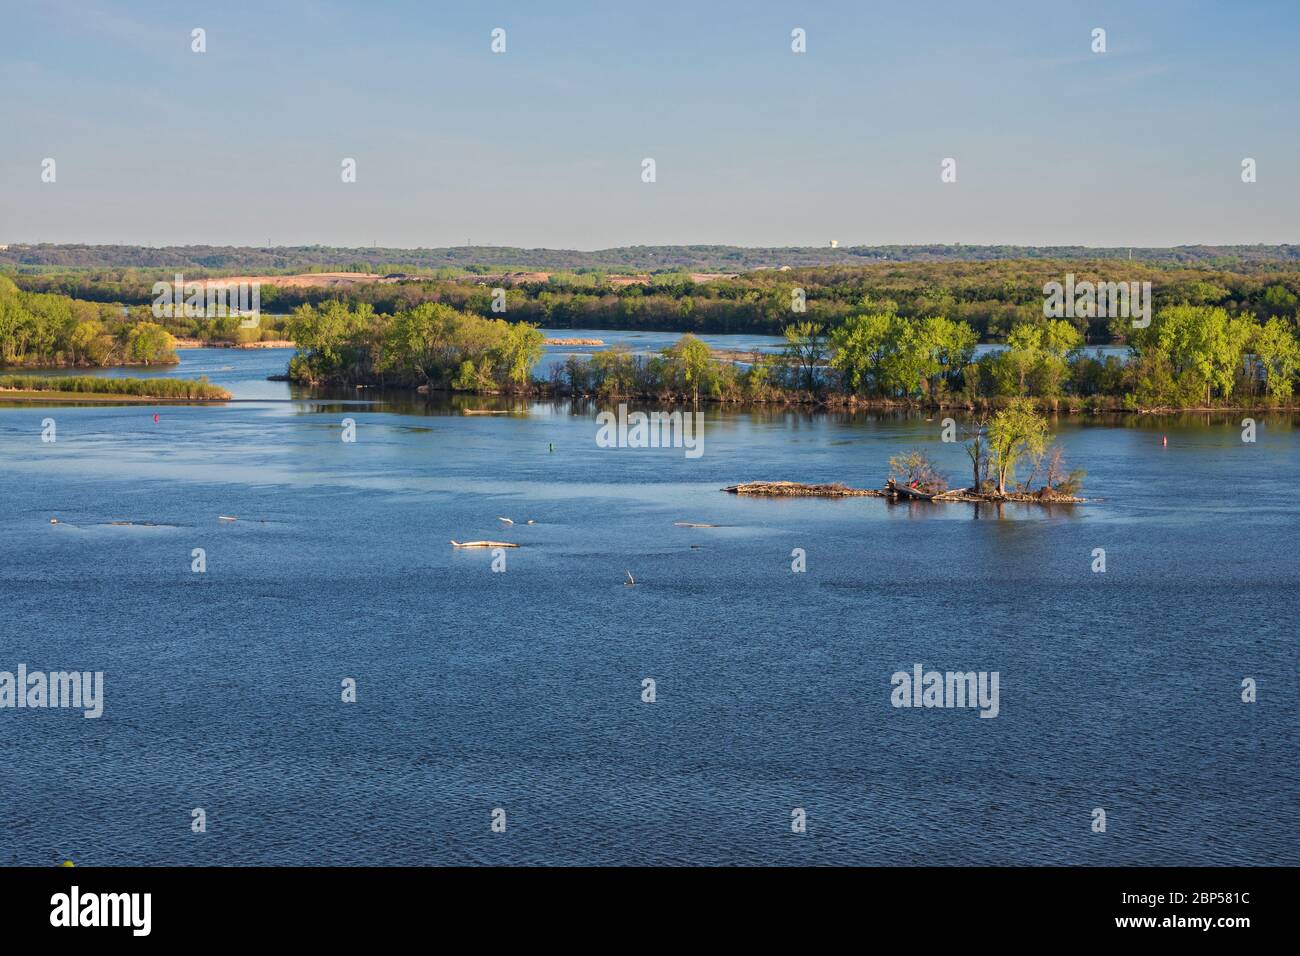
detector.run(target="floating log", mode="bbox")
[450,540,519,548]
[885,479,936,501]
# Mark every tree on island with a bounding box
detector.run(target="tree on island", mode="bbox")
[961,416,993,492]
[888,449,949,494]
[986,399,1049,495]
[962,406,1084,498]
[1025,443,1086,497]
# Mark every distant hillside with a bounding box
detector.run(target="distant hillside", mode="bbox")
[3,243,1300,274]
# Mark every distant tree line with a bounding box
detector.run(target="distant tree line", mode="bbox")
[10,260,1300,344]
[4,242,1299,272]
[8,268,1300,408]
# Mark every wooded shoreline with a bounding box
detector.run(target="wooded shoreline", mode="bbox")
[275,295,1300,413]
[283,376,1300,416]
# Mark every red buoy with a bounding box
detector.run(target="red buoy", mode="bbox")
[1162,434,1167,447]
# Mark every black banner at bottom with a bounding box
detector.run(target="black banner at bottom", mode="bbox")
[0,865,1279,941]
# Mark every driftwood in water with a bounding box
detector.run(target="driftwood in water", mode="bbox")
[724,479,1083,504]
[927,489,1084,504]
[450,540,519,548]
[885,479,936,501]
[723,481,885,498]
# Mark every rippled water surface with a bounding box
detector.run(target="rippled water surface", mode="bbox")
[1,348,1295,865]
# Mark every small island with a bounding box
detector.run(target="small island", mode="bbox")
[725,400,1085,505]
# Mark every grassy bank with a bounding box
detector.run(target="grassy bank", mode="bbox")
[0,375,231,401]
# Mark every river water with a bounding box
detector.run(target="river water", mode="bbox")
[0,346,1295,865]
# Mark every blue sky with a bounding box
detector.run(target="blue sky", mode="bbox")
[1,0,1297,248]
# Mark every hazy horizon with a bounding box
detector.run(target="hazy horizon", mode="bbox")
[6,240,1300,253]
[2,0,1298,248]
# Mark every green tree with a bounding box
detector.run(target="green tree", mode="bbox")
[876,317,937,398]
[986,399,1049,494]
[70,319,113,365]
[1034,319,1083,397]
[925,316,979,395]
[124,322,177,365]
[829,312,976,399]
[999,324,1044,396]
[1132,306,1253,405]
[286,302,373,376]
[783,321,826,393]
[1252,318,1300,401]
[829,311,892,394]
[493,321,545,389]
[663,333,715,404]
[1260,284,1299,318]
